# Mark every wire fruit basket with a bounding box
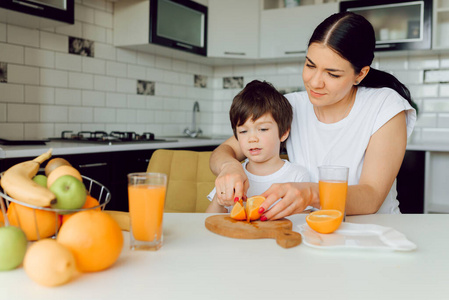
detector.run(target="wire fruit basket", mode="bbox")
[0,175,111,240]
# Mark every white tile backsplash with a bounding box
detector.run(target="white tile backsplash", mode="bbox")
[1,2,449,143]
[68,107,93,122]
[7,25,39,47]
[0,43,24,64]
[0,104,6,122]
[0,84,24,103]
[7,103,39,122]
[39,31,67,53]
[69,72,94,89]
[25,48,54,68]
[56,53,82,71]
[55,88,82,106]
[25,86,54,104]
[0,24,6,42]
[9,65,39,85]
[40,69,68,87]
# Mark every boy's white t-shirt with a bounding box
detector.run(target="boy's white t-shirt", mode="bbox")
[207,159,310,212]
[285,87,416,214]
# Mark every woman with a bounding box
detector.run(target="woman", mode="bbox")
[209,12,416,220]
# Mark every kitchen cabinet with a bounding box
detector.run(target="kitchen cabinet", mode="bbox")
[207,0,260,59]
[0,0,74,28]
[0,145,218,213]
[396,150,425,214]
[260,3,338,59]
[433,0,449,49]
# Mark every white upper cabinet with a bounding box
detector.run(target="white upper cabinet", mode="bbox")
[260,3,338,59]
[207,0,260,59]
[433,0,449,49]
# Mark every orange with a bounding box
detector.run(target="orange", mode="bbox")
[61,195,101,224]
[230,199,246,221]
[0,200,4,227]
[47,165,83,188]
[306,209,343,234]
[7,202,60,241]
[245,195,265,222]
[57,210,123,272]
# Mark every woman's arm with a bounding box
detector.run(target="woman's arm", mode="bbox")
[345,111,407,215]
[209,136,248,207]
[259,111,407,220]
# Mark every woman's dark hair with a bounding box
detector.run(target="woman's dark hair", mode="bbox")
[308,12,418,112]
[230,80,293,145]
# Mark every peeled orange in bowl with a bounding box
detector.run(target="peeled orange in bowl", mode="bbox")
[306,209,343,234]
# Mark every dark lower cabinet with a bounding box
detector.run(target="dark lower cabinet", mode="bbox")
[0,145,218,212]
[396,150,425,214]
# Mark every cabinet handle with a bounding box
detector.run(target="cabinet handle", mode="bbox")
[224,52,246,56]
[13,0,43,10]
[284,51,306,55]
[376,44,395,49]
[78,163,108,168]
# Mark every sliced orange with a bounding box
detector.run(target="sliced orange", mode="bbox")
[245,195,265,222]
[306,209,343,234]
[230,199,246,221]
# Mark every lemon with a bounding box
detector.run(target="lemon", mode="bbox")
[24,239,76,287]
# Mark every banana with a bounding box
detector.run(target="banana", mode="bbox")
[1,149,56,207]
[104,210,130,231]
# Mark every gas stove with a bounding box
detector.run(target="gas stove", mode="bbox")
[49,131,176,144]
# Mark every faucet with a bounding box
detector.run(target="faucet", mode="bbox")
[183,101,203,138]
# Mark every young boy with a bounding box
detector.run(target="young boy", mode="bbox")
[206,80,309,213]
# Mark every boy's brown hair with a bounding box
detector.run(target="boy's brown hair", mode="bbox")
[230,80,293,143]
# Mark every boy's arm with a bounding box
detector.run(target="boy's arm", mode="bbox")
[205,194,228,213]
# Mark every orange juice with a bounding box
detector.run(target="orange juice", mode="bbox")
[128,185,166,241]
[319,180,348,214]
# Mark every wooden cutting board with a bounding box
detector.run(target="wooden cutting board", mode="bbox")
[205,215,302,248]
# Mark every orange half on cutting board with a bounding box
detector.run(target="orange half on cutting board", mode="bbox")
[230,199,246,220]
[245,196,265,222]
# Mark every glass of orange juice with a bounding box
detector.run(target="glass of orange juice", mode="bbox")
[318,165,349,221]
[127,172,167,251]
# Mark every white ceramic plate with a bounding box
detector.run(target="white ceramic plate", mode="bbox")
[297,222,417,251]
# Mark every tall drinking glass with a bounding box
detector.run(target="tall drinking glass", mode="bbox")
[127,172,167,251]
[318,166,349,220]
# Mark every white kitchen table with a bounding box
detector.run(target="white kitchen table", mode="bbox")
[1,213,448,300]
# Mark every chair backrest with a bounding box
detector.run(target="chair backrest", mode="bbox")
[146,149,216,213]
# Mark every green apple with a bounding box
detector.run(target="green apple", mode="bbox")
[32,174,48,187]
[49,175,87,213]
[0,226,28,271]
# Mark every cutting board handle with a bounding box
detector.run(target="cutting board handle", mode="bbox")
[275,229,302,248]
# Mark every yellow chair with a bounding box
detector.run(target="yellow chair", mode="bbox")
[146,149,216,213]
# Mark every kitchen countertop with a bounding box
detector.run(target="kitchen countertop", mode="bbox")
[0,213,448,299]
[0,136,229,159]
[0,138,448,159]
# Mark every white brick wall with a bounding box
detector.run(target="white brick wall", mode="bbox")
[0,0,448,143]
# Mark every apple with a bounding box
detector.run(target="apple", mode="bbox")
[32,174,48,187]
[0,226,28,271]
[49,175,87,213]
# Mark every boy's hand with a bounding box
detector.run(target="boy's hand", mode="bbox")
[215,161,249,207]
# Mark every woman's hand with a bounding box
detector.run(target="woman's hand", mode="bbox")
[259,182,320,220]
[215,160,249,207]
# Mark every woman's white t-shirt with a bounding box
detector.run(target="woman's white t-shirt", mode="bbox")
[285,87,416,214]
